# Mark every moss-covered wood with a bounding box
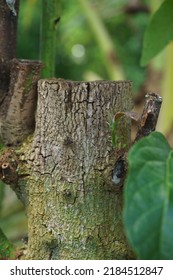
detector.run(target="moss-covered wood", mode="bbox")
[16,79,134,259]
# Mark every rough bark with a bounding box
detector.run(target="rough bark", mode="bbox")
[0,0,43,146]
[0,59,43,145]
[0,0,44,259]
[15,79,134,259]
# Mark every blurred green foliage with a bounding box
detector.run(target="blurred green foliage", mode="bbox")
[141,0,173,65]
[17,0,149,92]
[140,0,173,134]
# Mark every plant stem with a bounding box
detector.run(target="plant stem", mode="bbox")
[40,0,60,78]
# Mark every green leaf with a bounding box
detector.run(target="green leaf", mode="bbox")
[123,132,173,259]
[141,0,173,66]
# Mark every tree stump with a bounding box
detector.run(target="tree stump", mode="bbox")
[16,79,133,259]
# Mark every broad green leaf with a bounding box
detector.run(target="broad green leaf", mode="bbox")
[123,132,173,259]
[141,0,173,66]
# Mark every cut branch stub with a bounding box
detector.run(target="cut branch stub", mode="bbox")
[134,93,162,142]
[24,79,134,259]
[111,92,162,189]
[0,148,18,185]
[0,59,43,146]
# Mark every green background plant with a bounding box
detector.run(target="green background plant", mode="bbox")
[123,132,173,260]
[141,0,173,134]
[123,0,173,259]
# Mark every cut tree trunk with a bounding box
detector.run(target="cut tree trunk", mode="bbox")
[12,79,133,259]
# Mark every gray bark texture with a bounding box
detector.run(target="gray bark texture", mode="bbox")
[16,79,133,259]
